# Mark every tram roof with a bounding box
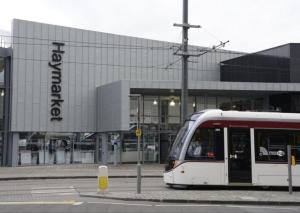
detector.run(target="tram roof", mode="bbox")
[192,109,300,123]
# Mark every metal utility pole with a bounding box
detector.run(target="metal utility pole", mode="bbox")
[181,0,189,125]
[129,94,142,194]
[174,0,200,124]
[287,145,293,194]
[136,95,141,194]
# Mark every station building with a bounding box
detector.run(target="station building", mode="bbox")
[0,19,299,166]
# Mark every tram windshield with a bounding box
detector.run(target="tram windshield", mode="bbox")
[168,113,202,160]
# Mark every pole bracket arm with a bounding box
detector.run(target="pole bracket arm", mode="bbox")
[173,23,201,29]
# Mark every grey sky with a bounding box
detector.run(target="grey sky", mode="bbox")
[0,0,299,52]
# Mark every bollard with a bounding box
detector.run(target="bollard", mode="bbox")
[98,165,108,192]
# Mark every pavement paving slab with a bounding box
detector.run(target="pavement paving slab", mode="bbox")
[0,164,164,180]
[80,190,300,206]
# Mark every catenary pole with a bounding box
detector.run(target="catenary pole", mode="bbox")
[181,0,189,124]
[174,0,200,124]
[174,1,228,124]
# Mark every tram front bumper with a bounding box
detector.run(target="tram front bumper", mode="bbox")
[163,170,174,184]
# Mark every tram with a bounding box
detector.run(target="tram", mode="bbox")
[164,109,300,186]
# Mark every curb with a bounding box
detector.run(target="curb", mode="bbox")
[80,193,300,206]
[0,175,163,181]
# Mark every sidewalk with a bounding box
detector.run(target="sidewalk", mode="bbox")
[0,164,163,180]
[81,190,300,206]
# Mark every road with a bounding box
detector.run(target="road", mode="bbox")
[0,177,170,201]
[0,178,299,213]
[0,201,299,213]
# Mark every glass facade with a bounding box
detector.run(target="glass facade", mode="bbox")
[221,53,290,82]
[18,132,96,165]
[220,44,300,83]
[11,91,300,166]
[125,93,267,164]
[13,93,269,166]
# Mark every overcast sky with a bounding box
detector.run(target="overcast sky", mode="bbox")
[0,0,299,53]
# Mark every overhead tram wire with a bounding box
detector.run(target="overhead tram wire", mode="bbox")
[201,26,223,43]
[0,34,243,55]
[0,34,179,51]
[0,34,242,71]
[12,56,182,71]
[13,55,220,72]
[164,57,182,70]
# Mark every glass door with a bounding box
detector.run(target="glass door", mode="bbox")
[143,131,159,163]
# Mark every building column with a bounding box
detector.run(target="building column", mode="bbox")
[264,95,270,111]
[95,133,100,164]
[3,56,11,166]
[7,133,18,167]
[118,133,123,164]
[101,133,108,165]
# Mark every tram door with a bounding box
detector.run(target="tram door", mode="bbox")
[228,128,252,183]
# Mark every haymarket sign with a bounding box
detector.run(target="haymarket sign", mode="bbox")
[48,42,64,121]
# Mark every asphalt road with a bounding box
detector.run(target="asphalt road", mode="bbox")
[0,178,299,213]
[0,201,299,213]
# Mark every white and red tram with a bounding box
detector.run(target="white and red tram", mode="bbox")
[164,109,300,186]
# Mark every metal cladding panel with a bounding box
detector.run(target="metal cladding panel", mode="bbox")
[258,44,290,58]
[290,44,300,83]
[11,19,240,132]
[97,81,130,132]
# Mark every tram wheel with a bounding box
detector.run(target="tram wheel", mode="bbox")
[166,184,188,189]
[261,185,270,190]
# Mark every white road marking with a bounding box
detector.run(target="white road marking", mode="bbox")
[73,201,84,206]
[31,186,75,190]
[31,186,77,196]
[88,202,222,207]
[87,201,153,206]
[0,201,78,205]
[31,189,76,194]
[155,204,221,207]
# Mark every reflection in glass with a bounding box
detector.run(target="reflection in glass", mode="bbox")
[18,133,96,165]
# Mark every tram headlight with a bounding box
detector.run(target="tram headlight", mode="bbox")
[165,159,182,171]
[173,160,182,168]
[170,160,175,168]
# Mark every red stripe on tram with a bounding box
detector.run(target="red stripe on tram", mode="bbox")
[199,120,300,129]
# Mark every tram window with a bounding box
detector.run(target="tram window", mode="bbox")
[255,129,288,162]
[185,128,224,161]
[291,131,300,163]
